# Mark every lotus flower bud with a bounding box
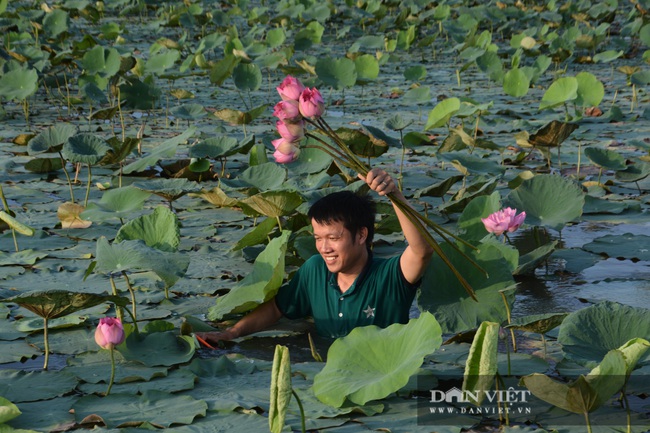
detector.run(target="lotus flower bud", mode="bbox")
[94,317,125,350]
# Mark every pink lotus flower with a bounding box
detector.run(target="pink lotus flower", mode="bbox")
[272,137,300,163]
[481,208,526,236]
[276,76,305,102]
[276,119,304,142]
[273,100,301,123]
[273,148,299,163]
[95,317,125,350]
[299,87,325,118]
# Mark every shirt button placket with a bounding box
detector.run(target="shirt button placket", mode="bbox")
[338,297,344,318]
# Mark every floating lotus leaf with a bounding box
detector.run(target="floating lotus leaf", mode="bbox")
[615,162,650,182]
[170,103,207,120]
[121,127,195,174]
[24,157,64,173]
[354,54,379,82]
[425,97,460,130]
[462,321,499,405]
[557,301,650,368]
[0,290,127,320]
[82,45,121,78]
[0,67,38,101]
[584,147,627,171]
[43,8,68,38]
[505,174,584,232]
[72,390,207,429]
[207,231,289,320]
[575,72,604,107]
[118,331,195,367]
[233,62,262,91]
[269,345,292,433]
[131,178,201,202]
[315,57,357,90]
[313,312,442,407]
[239,190,303,218]
[189,136,239,159]
[28,123,77,154]
[0,370,78,403]
[225,162,287,191]
[582,233,650,261]
[539,77,578,110]
[80,186,152,222]
[62,134,111,165]
[145,49,181,75]
[66,350,167,384]
[115,206,180,252]
[514,240,558,275]
[78,368,196,395]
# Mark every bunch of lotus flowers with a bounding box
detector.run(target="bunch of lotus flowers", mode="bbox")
[271,75,487,301]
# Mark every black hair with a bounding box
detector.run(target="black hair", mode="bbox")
[307,191,376,251]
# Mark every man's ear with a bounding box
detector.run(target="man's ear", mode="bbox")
[357,227,368,245]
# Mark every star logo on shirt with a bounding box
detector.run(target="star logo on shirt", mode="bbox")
[363,305,375,318]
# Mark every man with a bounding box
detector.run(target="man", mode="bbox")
[196,168,434,344]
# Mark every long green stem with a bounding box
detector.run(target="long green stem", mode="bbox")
[122,271,138,324]
[84,164,92,207]
[109,276,124,323]
[58,151,75,204]
[106,347,116,395]
[584,411,592,433]
[499,290,517,352]
[43,317,50,370]
[0,186,19,251]
[291,389,306,433]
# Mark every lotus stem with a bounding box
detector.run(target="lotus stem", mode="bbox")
[291,389,306,433]
[106,347,116,396]
[84,165,92,208]
[584,411,592,433]
[43,317,50,370]
[122,271,137,324]
[58,151,75,204]
[0,186,19,252]
[499,290,517,352]
[109,276,124,323]
[621,386,631,433]
[398,130,405,191]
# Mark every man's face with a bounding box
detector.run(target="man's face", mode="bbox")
[312,218,368,276]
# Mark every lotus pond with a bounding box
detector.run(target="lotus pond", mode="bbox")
[1,0,650,432]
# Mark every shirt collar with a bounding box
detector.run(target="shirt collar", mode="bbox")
[328,251,373,295]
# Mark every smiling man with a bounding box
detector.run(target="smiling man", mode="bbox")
[197,168,434,343]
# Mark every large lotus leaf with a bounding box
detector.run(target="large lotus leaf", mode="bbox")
[0,290,127,320]
[94,238,190,287]
[504,174,584,232]
[0,340,41,364]
[615,162,650,182]
[80,186,152,222]
[43,8,68,37]
[28,123,77,154]
[513,240,558,275]
[131,178,201,201]
[145,50,181,75]
[224,162,287,191]
[557,301,650,368]
[0,250,46,266]
[121,127,195,175]
[232,217,278,251]
[507,312,568,334]
[238,191,303,218]
[72,390,206,428]
[269,345,292,433]
[313,312,442,407]
[285,144,333,175]
[170,103,207,120]
[61,134,111,165]
[82,45,121,77]
[539,77,578,110]
[118,331,195,367]
[78,368,196,395]
[24,157,64,173]
[575,72,604,107]
[425,97,461,130]
[503,67,530,97]
[355,54,379,81]
[462,321,499,405]
[0,67,38,101]
[7,396,77,432]
[582,233,650,261]
[65,350,168,384]
[521,349,627,414]
[0,370,77,403]
[334,126,390,158]
[584,147,627,170]
[439,152,506,175]
[212,104,266,125]
[207,231,290,320]
[0,396,21,424]
[233,62,262,92]
[315,57,357,90]
[115,206,180,252]
[189,136,239,159]
[417,242,516,334]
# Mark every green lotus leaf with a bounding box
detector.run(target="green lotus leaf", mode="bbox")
[82,45,121,78]
[332,127,388,158]
[0,250,45,267]
[118,76,161,110]
[269,345,292,433]
[81,82,109,104]
[233,62,262,92]
[131,178,201,202]
[94,238,190,288]
[539,77,578,110]
[24,157,64,173]
[118,331,195,367]
[582,233,650,261]
[424,97,460,130]
[418,242,516,334]
[170,103,207,120]
[462,321,499,405]
[0,290,127,320]
[212,104,266,125]
[72,390,206,429]
[584,147,627,171]
[384,114,413,132]
[503,67,530,97]
[402,86,431,104]
[593,50,624,63]
[0,370,78,403]
[404,65,427,81]
[520,349,627,414]
[456,191,501,243]
[189,136,239,159]
[514,240,558,275]
[477,51,504,82]
[615,161,650,182]
[66,349,167,384]
[558,301,650,368]
[0,396,21,424]
[225,162,287,191]
[0,67,38,101]
[121,127,195,174]
[208,231,290,320]
[28,123,77,155]
[80,186,151,222]
[505,174,584,232]
[145,49,181,75]
[507,313,568,334]
[78,368,196,395]
[266,28,286,48]
[239,191,303,218]
[575,72,604,107]
[354,54,379,82]
[232,217,278,251]
[316,57,357,90]
[61,134,111,165]
[313,312,442,407]
[43,9,68,38]
[115,206,180,252]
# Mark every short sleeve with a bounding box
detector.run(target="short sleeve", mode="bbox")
[274,257,317,320]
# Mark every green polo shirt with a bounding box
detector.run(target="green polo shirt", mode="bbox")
[275,253,418,338]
